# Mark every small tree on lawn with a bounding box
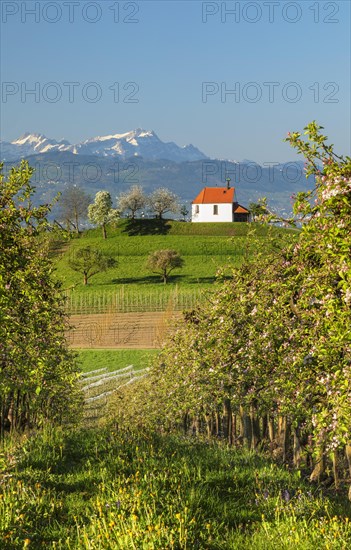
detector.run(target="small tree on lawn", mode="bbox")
[148,188,180,219]
[68,246,117,285]
[117,185,147,219]
[88,191,119,238]
[147,249,184,284]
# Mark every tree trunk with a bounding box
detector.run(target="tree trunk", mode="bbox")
[183,413,188,435]
[191,416,199,436]
[83,272,88,285]
[227,407,233,445]
[268,415,275,452]
[277,416,290,462]
[292,425,302,468]
[75,210,79,234]
[239,405,252,449]
[310,438,326,482]
[102,224,107,239]
[223,400,232,444]
[8,394,14,432]
[305,434,314,470]
[345,444,351,500]
[204,413,211,438]
[215,411,220,436]
[0,404,4,441]
[250,404,261,450]
[261,414,268,441]
[332,450,339,489]
[232,413,237,445]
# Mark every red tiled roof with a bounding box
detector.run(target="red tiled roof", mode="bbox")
[192,187,235,204]
[233,204,249,214]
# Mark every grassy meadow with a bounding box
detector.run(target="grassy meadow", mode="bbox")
[53,220,295,312]
[76,348,159,374]
[1,427,351,549]
[55,230,249,291]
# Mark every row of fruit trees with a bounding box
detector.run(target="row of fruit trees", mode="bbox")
[109,123,351,495]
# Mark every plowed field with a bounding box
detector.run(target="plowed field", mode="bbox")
[67,311,181,348]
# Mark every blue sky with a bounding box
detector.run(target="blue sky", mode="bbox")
[1,0,350,163]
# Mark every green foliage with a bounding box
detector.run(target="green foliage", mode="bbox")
[248,200,269,221]
[146,249,184,284]
[108,123,351,489]
[68,246,117,285]
[88,191,119,239]
[1,426,350,548]
[0,161,82,436]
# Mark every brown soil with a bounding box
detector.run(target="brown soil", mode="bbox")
[67,311,181,348]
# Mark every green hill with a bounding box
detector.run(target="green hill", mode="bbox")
[52,220,296,313]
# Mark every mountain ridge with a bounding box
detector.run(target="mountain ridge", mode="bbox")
[0,130,314,215]
[0,129,208,163]
[1,150,313,217]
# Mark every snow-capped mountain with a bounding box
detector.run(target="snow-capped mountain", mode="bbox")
[0,129,208,163]
[2,133,70,159]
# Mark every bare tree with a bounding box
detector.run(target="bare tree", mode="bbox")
[58,185,91,234]
[117,185,147,219]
